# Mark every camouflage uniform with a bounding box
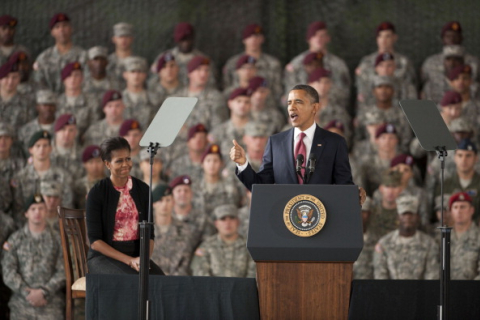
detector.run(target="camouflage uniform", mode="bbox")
[148,82,186,107]
[450,224,480,280]
[50,143,85,181]
[172,208,215,249]
[373,229,439,279]
[421,49,479,84]
[169,154,204,184]
[18,120,55,152]
[82,119,120,147]
[106,53,128,89]
[353,230,376,279]
[1,224,65,319]
[237,204,250,239]
[151,220,196,276]
[356,51,416,85]
[193,177,242,218]
[191,234,255,278]
[56,93,101,136]
[251,107,285,135]
[121,90,156,129]
[210,120,248,161]
[0,44,29,66]
[0,93,36,130]
[317,103,352,145]
[72,175,102,209]
[1,155,25,217]
[357,76,417,108]
[34,45,87,93]
[0,210,15,247]
[368,203,398,240]
[359,154,393,197]
[83,74,121,102]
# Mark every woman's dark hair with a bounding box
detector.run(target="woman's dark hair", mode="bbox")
[290,84,320,103]
[100,136,131,162]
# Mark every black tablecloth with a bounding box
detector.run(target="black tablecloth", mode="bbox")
[349,280,480,320]
[86,274,260,320]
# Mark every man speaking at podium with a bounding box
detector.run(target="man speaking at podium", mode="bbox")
[231,84,365,202]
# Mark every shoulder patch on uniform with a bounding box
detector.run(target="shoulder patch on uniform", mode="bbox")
[375,243,383,254]
[195,248,204,257]
[2,241,11,251]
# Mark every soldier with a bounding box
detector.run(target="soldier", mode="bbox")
[1,194,65,319]
[448,192,480,280]
[223,24,282,101]
[241,121,270,172]
[427,194,452,238]
[139,147,165,190]
[151,184,195,276]
[169,123,208,183]
[147,52,184,105]
[193,144,242,217]
[122,56,156,129]
[190,204,255,277]
[177,56,225,131]
[72,145,105,209]
[34,13,87,93]
[40,180,62,230]
[447,64,480,126]
[9,50,37,100]
[12,130,73,224]
[284,21,350,107]
[150,22,217,87]
[0,15,29,65]
[18,90,57,152]
[373,195,439,280]
[170,175,215,249]
[248,76,285,133]
[83,46,120,101]
[107,22,134,89]
[56,61,101,136]
[223,55,257,99]
[0,60,36,129]
[210,88,252,161]
[82,90,125,146]
[351,109,385,159]
[0,206,15,319]
[119,119,143,179]
[353,197,376,279]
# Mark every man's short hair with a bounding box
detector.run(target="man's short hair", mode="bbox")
[290,84,319,103]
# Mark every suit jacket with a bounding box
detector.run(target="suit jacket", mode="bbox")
[237,126,354,191]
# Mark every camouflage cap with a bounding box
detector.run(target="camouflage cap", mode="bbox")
[36,89,57,105]
[213,204,238,220]
[0,15,17,27]
[373,75,394,87]
[449,191,472,210]
[113,22,133,37]
[381,170,402,187]
[306,21,327,40]
[441,21,462,37]
[152,184,172,202]
[28,130,52,148]
[434,194,451,212]
[443,45,465,58]
[244,121,270,137]
[139,147,162,161]
[61,61,82,81]
[82,145,101,163]
[40,180,62,197]
[123,56,147,72]
[363,109,385,126]
[88,46,108,60]
[0,122,14,137]
[242,24,263,39]
[396,195,419,215]
[49,13,70,30]
[24,194,45,212]
[449,117,472,133]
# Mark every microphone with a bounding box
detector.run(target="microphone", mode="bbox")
[306,154,317,184]
[295,154,304,178]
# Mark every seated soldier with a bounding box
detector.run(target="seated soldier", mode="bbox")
[223,55,257,99]
[373,195,439,280]
[248,76,285,133]
[147,52,184,104]
[107,22,135,89]
[448,192,480,280]
[83,46,120,101]
[353,197,376,279]
[72,145,105,209]
[151,185,195,276]
[351,109,386,159]
[447,65,480,126]
[190,204,255,278]
[139,147,165,190]
[0,15,29,65]
[2,194,65,319]
[119,119,143,179]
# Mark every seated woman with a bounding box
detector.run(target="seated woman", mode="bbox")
[86,136,164,274]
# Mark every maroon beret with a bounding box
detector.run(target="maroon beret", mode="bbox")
[119,119,141,136]
[375,52,395,67]
[229,87,252,101]
[248,76,268,92]
[376,21,396,35]
[54,114,76,132]
[0,61,19,79]
[306,21,327,40]
[447,64,472,81]
[0,15,17,27]
[201,144,222,163]
[169,175,192,190]
[235,55,256,70]
[390,154,415,168]
[303,52,324,65]
[440,91,462,106]
[102,90,122,108]
[324,120,344,132]
[187,56,210,73]
[441,21,462,37]
[449,191,472,210]
[49,13,70,30]
[174,22,194,43]
[156,52,175,72]
[82,145,101,163]
[8,51,29,64]
[308,67,331,83]
[242,24,263,39]
[187,123,208,141]
[61,61,82,81]
[375,123,397,139]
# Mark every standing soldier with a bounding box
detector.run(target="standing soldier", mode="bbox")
[0,15,29,65]
[373,195,439,280]
[1,194,65,319]
[72,145,105,209]
[190,204,255,278]
[34,13,87,93]
[107,22,135,90]
[83,46,120,101]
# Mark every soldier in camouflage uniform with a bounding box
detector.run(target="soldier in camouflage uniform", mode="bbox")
[223,24,282,102]
[0,205,15,319]
[18,90,57,152]
[34,13,87,93]
[447,64,480,127]
[138,147,166,190]
[170,175,215,249]
[151,184,195,275]
[190,204,255,278]
[83,46,120,101]
[448,192,480,280]
[107,23,135,90]
[0,15,29,66]
[82,90,125,146]
[1,194,65,319]
[9,50,37,101]
[353,197,376,279]
[120,119,143,179]
[223,54,258,100]
[56,61,101,137]
[373,194,439,280]
[40,180,62,231]
[284,21,350,107]
[147,52,185,106]
[351,109,385,160]
[72,145,105,209]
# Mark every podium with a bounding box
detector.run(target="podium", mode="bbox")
[247,185,363,320]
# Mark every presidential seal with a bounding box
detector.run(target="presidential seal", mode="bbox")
[283,194,326,237]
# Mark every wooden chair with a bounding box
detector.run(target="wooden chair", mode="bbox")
[57,206,89,320]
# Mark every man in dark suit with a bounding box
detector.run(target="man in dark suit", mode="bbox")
[231,84,366,203]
